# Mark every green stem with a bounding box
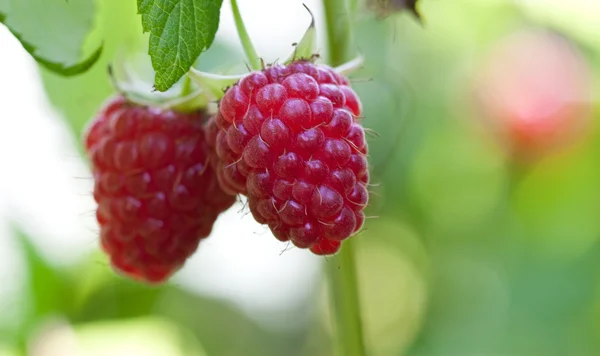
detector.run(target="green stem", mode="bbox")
[322,1,365,355]
[231,0,262,70]
[323,0,354,66]
[347,0,359,18]
[326,241,366,356]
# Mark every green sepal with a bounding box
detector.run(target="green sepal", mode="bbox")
[283,4,318,64]
[335,55,365,76]
[187,68,247,101]
[109,51,209,112]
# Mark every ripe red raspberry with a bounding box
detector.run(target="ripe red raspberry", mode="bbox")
[208,60,369,254]
[84,96,235,283]
[204,115,247,196]
[473,30,591,160]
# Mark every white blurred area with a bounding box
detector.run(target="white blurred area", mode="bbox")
[0,0,327,330]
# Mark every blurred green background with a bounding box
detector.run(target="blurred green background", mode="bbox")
[3,0,600,355]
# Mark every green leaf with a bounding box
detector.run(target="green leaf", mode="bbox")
[10,226,73,350]
[0,0,103,76]
[31,45,103,77]
[138,0,224,92]
[74,266,315,356]
[73,317,208,356]
[39,0,238,150]
[39,0,147,146]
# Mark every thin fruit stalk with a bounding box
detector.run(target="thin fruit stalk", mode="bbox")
[322,0,367,355]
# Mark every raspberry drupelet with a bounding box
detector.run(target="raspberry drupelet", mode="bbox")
[85,96,235,283]
[206,60,369,255]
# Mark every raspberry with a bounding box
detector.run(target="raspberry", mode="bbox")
[84,96,235,283]
[474,30,591,160]
[208,60,369,254]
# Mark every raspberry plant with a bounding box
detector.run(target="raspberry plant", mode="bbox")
[0,0,425,355]
[6,1,600,356]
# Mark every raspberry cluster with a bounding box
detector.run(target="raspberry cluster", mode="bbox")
[206,60,369,255]
[84,96,235,283]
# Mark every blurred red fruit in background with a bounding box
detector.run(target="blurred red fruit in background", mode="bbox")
[472,29,593,161]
